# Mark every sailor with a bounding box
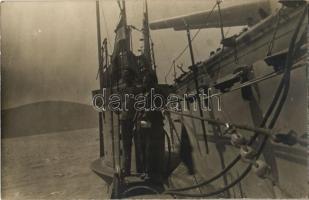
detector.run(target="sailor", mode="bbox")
[120,68,138,176]
[135,69,165,183]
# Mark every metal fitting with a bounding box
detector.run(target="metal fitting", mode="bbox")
[240,145,256,161]
[231,133,247,147]
[253,160,271,179]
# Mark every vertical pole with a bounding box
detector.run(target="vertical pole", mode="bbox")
[143,0,152,69]
[217,0,225,41]
[118,0,126,171]
[116,75,121,171]
[173,60,176,81]
[122,0,130,52]
[96,0,105,157]
[186,25,209,154]
[151,41,157,73]
[96,1,102,60]
[98,112,104,157]
[104,39,108,69]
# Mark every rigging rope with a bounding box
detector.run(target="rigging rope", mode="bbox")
[164,130,172,176]
[267,7,283,56]
[100,0,112,49]
[166,111,276,137]
[166,60,304,102]
[210,61,305,98]
[164,2,218,83]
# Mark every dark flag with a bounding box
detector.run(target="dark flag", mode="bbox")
[112,15,127,61]
[111,9,129,81]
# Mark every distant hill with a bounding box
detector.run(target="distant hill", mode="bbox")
[1,101,99,138]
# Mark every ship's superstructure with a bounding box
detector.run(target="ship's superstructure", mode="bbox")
[91,0,308,198]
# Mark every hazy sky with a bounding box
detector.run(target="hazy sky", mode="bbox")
[1,0,243,109]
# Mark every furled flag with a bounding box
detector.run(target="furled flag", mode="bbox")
[110,8,129,81]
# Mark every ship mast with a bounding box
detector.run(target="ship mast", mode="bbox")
[121,0,131,52]
[95,0,105,157]
[142,0,152,69]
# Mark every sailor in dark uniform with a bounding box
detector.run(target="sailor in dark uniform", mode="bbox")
[135,69,165,183]
[120,68,138,176]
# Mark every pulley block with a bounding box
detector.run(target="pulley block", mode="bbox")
[253,160,271,179]
[230,133,247,148]
[240,145,256,161]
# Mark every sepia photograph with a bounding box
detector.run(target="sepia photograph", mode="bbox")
[1,0,308,199]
